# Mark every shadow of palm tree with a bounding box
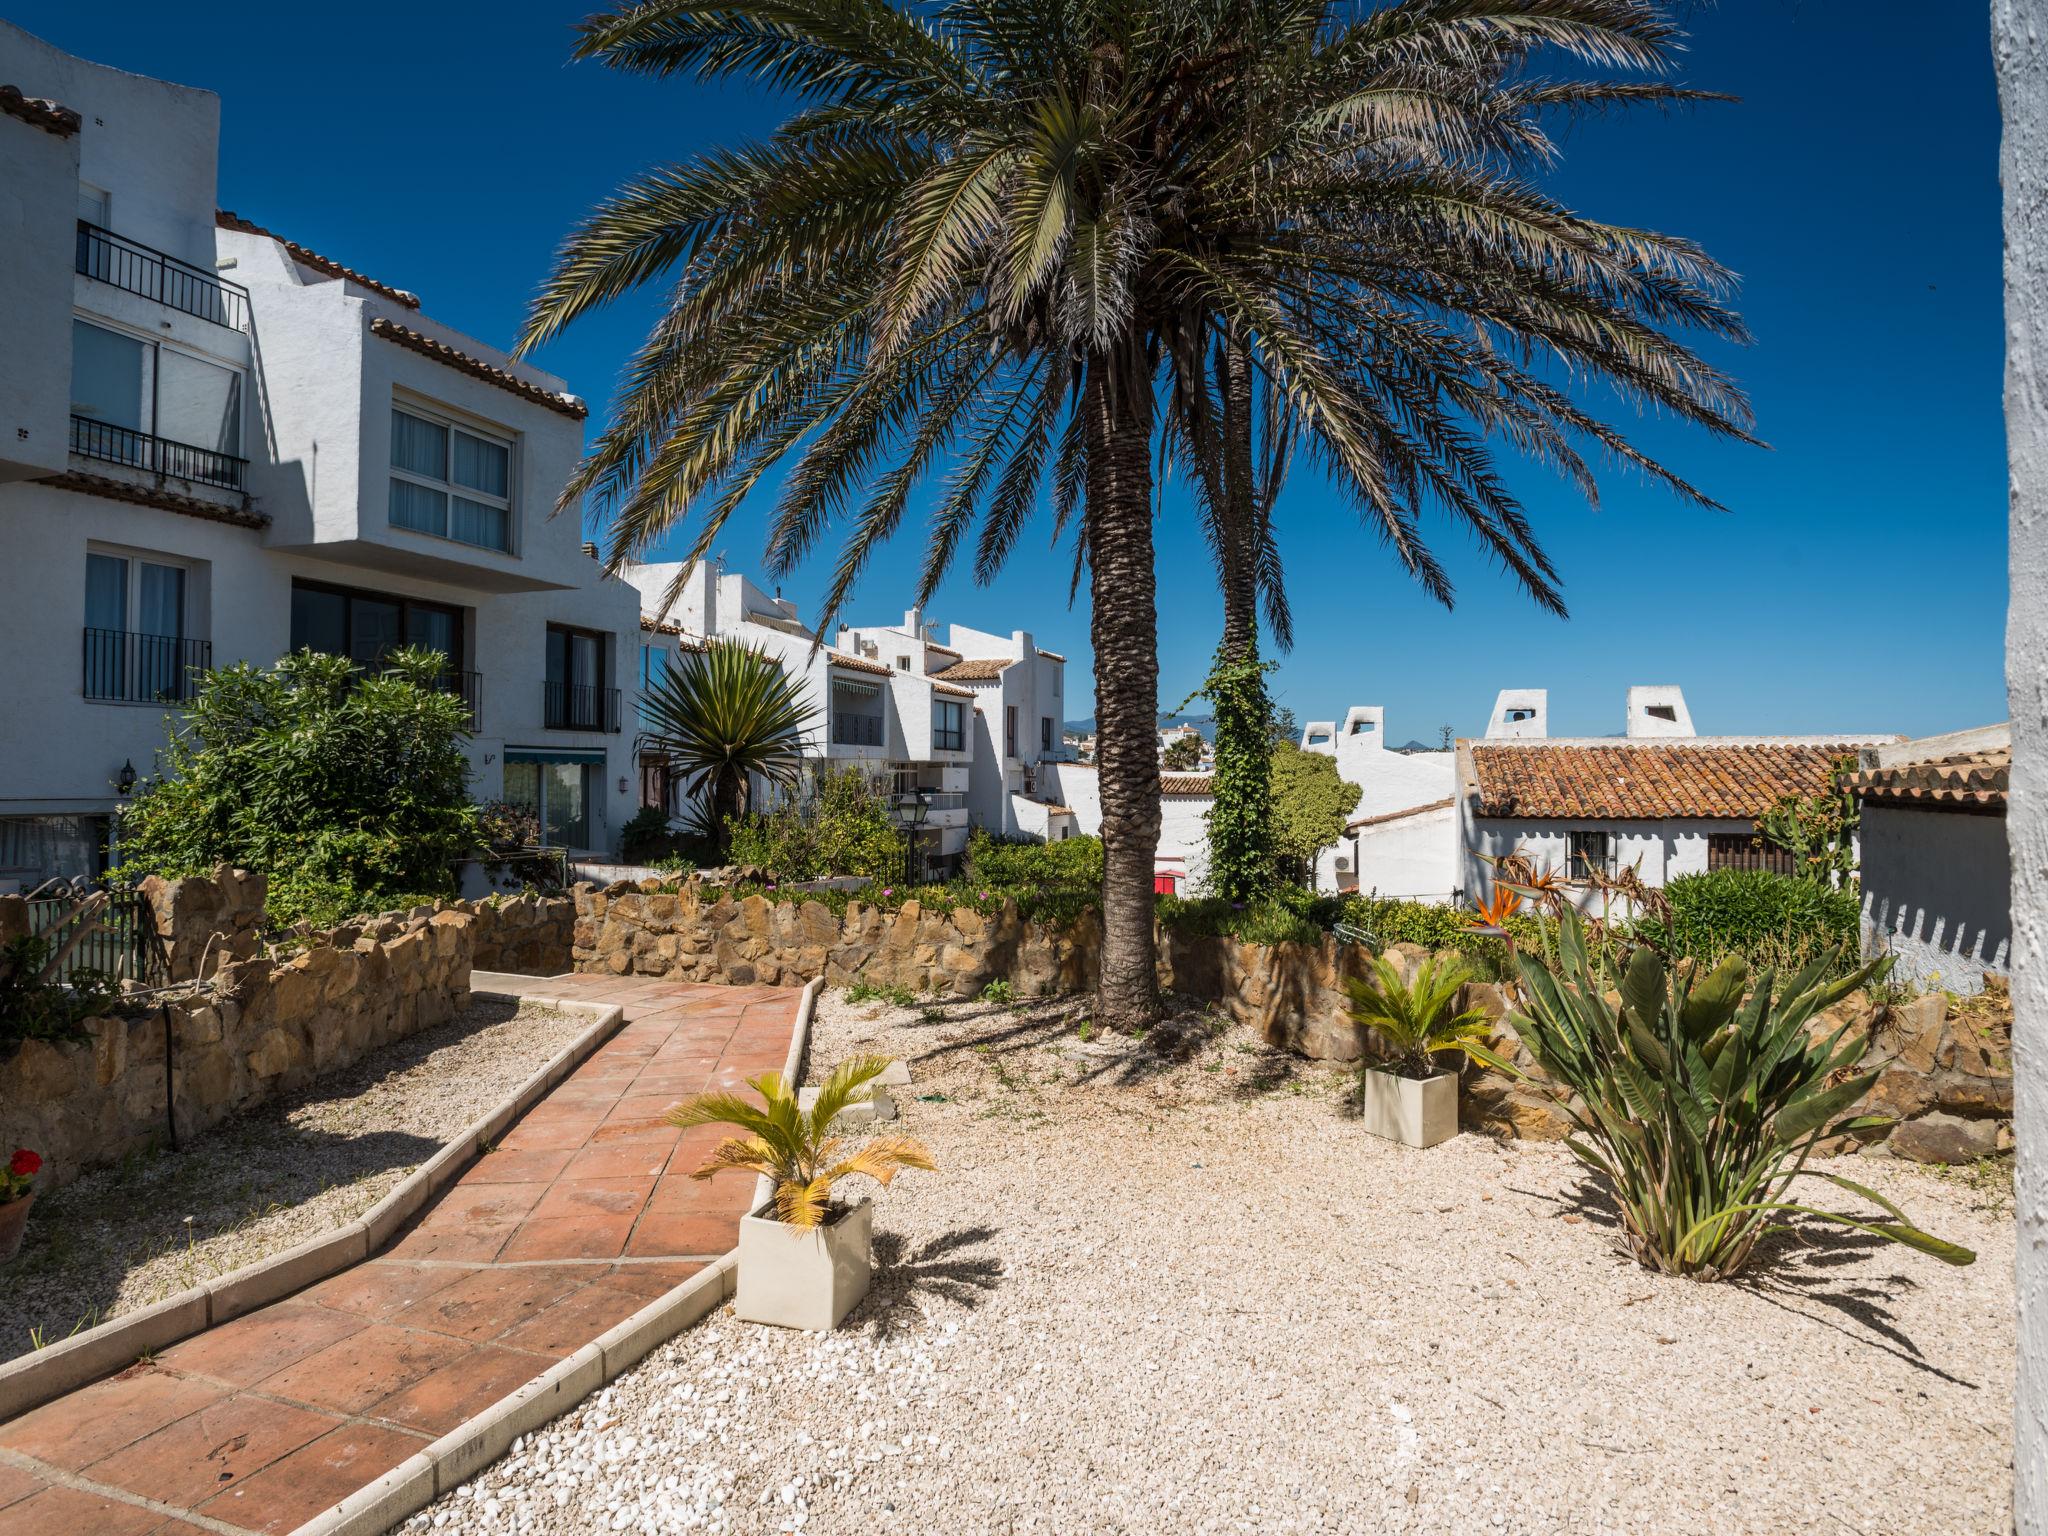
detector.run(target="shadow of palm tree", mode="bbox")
[860,1225,1005,1337]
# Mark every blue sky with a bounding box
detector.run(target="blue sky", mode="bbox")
[11,1,2008,739]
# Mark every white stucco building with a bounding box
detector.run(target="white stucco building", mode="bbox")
[1847,724,2012,994]
[623,568,980,872]
[1301,706,1457,897]
[1454,686,1900,906]
[0,26,641,890]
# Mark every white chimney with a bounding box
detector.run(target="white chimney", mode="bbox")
[1626,685,1694,738]
[1341,705,1384,744]
[1485,689,1548,739]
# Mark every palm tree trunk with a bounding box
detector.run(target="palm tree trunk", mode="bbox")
[1083,342,1162,1031]
[1216,330,1258,664]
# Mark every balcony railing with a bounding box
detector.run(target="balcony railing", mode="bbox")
[82,628,210,704]
[76,221,251,332]
[71,415,246,491]
[889,792,968,820]
[832,713,884,747]
[544,681,620,733]
[430,669,483,725]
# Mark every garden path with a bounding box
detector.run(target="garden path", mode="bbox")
[0,974,803,1536]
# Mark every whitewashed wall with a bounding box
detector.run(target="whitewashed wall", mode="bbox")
[1858,805,2011,993]
[1336,803,1459,902]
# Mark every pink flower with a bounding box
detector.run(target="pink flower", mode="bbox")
[9,1149,40,1178]
[882,887,894,897]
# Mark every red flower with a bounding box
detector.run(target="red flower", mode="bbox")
[9,1149,40,1178]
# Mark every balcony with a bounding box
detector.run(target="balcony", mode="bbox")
[82,628,210,705]
[831,713,884,747]
[71,416,245,492]
[430,668,483,725]
[76,222,251,332]
[544,681,620,733]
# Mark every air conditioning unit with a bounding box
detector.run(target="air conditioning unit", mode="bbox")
[1335,855,1353,873]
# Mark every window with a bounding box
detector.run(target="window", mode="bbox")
[1005,705,1017,757]
[1040,716,1053,753]
[72,320,150,430]
[290,579,463,673]
[639,643,669,693]
[77,184,109,228]
[896,655,911,671]
[504,753,599,850]
[84,550,190,701]
[935,698,966,753]
[1567,830,1614,878]
[389,406,513,552]
[546,624,611,730]
[70,320,244,458]
[1708,832,1798,876]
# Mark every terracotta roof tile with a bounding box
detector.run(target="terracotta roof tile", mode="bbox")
[931,680,975,698]
[368,319,587,419]
[827,651,895,677]
[40,470,268,531]
[1160,773,1213,796]
[1348,797,1454,831]
[217,209,419,308]
[1846,749,2009,813]
[1037,648,1066,662]
[1470,743,1862,820]
[924,640,962,657]
[932,658,1012,682]
[1,85,79,137]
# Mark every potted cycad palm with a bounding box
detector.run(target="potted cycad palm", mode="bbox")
[1345,956,1493,1148]
[668,1056,933,1330]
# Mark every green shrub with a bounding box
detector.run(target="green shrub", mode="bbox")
[845,980,918,1007]
[1,934,121,1043]
[980,978,1017,1005]
[1483,911,1971,1280]
[1641,869,1859,972]
[965,830,1103,891]
[116,650,480,929]
[727,769,906,882]
[620,806,676,864]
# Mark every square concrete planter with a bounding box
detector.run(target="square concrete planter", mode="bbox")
[1359,1068,1458,1149]
[735,1197,872,1331]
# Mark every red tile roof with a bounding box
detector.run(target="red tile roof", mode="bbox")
[368,319,587,419]
[216,209,420,309]
[931,680,976,698]
[1,85,79,137]
[932,658,1012,682]
[40,470,269,530]
[1160,773,1213,796]
[1469,743,1862,820]
[1348,797,1454,831]
[924,641,962,658]
[1846,749,2009,814]
[827,651,895,677]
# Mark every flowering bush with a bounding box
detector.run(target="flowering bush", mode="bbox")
[2,1148,42,1203]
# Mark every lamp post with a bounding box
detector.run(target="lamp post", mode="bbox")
[903,787,933,886]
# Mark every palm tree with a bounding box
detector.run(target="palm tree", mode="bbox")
[521,0,1753,1030]
[638,638,816,854]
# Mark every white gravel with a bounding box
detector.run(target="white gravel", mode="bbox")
[422,989,2017,1536]
[1,997,588,1363]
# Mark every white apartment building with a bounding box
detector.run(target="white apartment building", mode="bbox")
[624,566,977,872]
[0,26,641,890]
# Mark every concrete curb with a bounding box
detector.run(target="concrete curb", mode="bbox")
[297,977,820,1536]
[0,990,625,1424]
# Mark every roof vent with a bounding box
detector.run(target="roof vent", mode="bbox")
[1484,689,1548,739]
[1626,685,1694,739]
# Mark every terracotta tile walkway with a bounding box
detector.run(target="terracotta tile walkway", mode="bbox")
[0,976,802,1536]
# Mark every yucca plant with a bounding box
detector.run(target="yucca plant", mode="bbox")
[668,1056,934,1228]
[1472,911,1974,1280]
[1345,955,1492,1081]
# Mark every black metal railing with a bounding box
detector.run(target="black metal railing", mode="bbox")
[832,713,884,747]
[544,681,621,733]
[76,221,251,331]
[889,791,967,820]
[26,886,167,986]
[70,415,246,491]
[82,628,211,704]
[430,668,483,724]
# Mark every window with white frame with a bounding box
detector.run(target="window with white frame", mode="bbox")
[71,319,243,457]
[389,406,514,553]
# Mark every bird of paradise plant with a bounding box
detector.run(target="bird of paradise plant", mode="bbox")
[1467,884,1523,928]
[667,1056,934,1228]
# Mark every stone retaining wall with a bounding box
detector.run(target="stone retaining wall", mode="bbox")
[571,880,2015,1162]
[459,894,575,975]
[0,906,474,1192]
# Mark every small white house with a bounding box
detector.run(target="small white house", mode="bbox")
[1455,686,1900,905]
[0,23,642,889]
[1847,724,2012,994]
[1300,706,1456,897]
